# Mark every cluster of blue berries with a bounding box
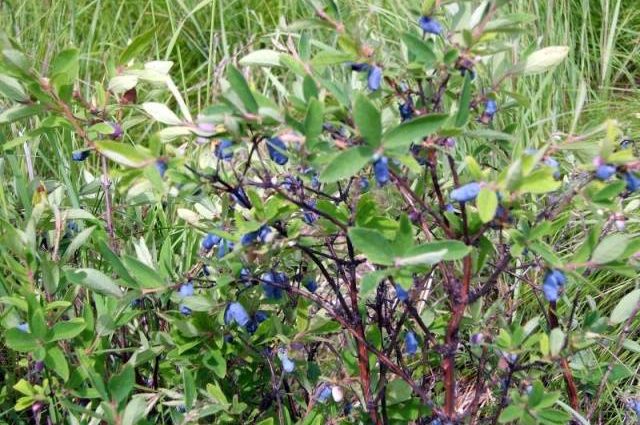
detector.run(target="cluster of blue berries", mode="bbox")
[373,156,389,186]
[224,302,269,334]
[262,271,288,299]
[542,269,567,302]
[202,233,234,258]
[241,225,274,246]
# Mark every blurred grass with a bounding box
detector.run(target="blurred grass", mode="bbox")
[0,0,638,422]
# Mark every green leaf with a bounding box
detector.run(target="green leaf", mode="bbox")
[405,240,471,261]
[120,29,156,64]
[383,114,448,148]
[348,228,394,265]
[122,397,148,425]
[591,234,631,264]
[394,249,447,266]
[50,318,86,342]
[4,328,39,352]
[610,289,640,324]
[182,367,196,408]
[386,379,412,404]
[311,50,354,67]
[319,146,374,183]
[498,405,522,423]
[520,46,569,75]
[95,140,154,168]
[141,102,182,125]
[109,366,134,403]
[66,268,123,298]
[0,104,44,124]
[44,346,69,381]
[304,98,324,141]
[402,33,436,65]
[239,49,282,67]
[226,65,258,114]
[0,74,29,101]
[122,256,166,289]
[360,270,389,296]
[518,169,561,194]
[455,72,472,127]
[477,188,498,223]
[354,94,382,147]
[549,328,564,357]
[204,350,227,379]
[50,48,79,86]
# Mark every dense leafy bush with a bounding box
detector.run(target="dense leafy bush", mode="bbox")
[0,1,639,424]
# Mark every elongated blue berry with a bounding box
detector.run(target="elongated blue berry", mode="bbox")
[395,284,409,302]
[217,239,234,258]
[303,200,317,224]
[231,186,251,209]
[262,271,286,299]
[359,176,370,191]
[405,331,418,355]
[304,277,318,293]
[418,16,442,35]
[450,182,481,202]
[543,157,561,179]
[202,233,221,251]
[399,99,414,121]
[373,156,390,186]
[595,164,616,180]
[215,139,233,160]
[224,302,250,327]
[239,267,251,282]
[179,282,194,298]
[241,230,260,246]
[155,159,167,177]
[16,322,29,332]
[258,225,274,243]
[479,99,497,124]
[267,137,288,165]
[316,384,332,403]
[624,172,640,192]
[72,150,91,161]
[367,66,383,91]
[542,269,566,302]
[179,305,192,315]
[255,311,268,323]
[349,62,370,72]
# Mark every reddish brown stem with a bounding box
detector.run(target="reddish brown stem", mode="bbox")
[547,302,579,411]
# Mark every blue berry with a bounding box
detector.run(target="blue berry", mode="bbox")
[267,137,289,165]
[624,172,640,192]
[543,157,561,179]
[202,233,221,251]
[245,320,258,334]
[359,176,370,191]
[395,284,409,302]
[155,159,167,177]
[444,204,455,213]
[418,16,442,35]
[316,384,332,403]
[310,173,320,189]
[224,302,250,327]
[399,99,414,121]
[214,139,233,160]
[484,99,498,115]
[254,311,269,323]
[262,271,287,299]
[179,282,194,298]
[626,399,640,417]
[239,267,251,282]
[303,200,317,224]
[72,150,91,161]
[373,156,390,187]
[241,230,260,246]
[367,66,383,92]
[450,182,481,202]
[179,305,192,315]
[620,139,634,149]
[405,331,418,355]
[217,239,234,258]
[542,269,566,302]
[595,164,616,180]
[282,357,295,373]
[304,277,318,293]
[349,62,370,72]
[410,143,427,165]
[258,225,274,243]
[16,323,29,333]
[231,187,251,209]
[282,175,300,191]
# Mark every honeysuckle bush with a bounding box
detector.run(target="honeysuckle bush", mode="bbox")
[0,1,639,424]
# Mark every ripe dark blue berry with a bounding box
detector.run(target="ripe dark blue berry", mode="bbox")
[450,182,481,202]
[16,322,29,332]
[231,186,251,209]
[542,269,566,302]
[215,139,233,160]
[179,282,194,298]
[395,284,409,302]
[373,156,390,186]
[241,230,260,246]
[224,302,250,327]
[595,164,616,180]
[254,310,268,323]
[405,331,418,355]
[72,150,91,161]
[315,384,332,403]
[349,62,370,72]
[179,305,192,315]
[367,66,383,91]
[267,137,289,165]
[303,200,317,224]
[202,233,221,251]
[418,16,442,35]
[543,157,561,179]
[217,239,234,258]
[624,172,640,192]
[479,99,498,124]
[155,159,167,177]
[399,99,414,121]
[239,267,251,282]
[262,271,287,299]
[303,277,318,293]
[359,176,370,191]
